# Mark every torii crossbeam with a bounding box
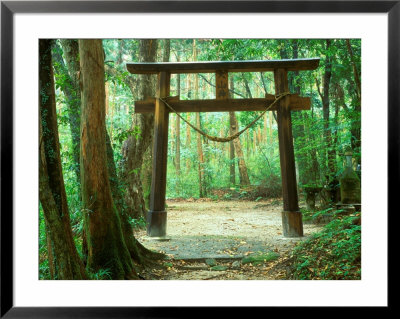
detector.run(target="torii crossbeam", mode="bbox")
[127,58,320,238]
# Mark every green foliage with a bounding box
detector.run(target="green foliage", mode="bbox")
[289,212,361,280]
[39,204,52,280]
[128,216,146,229]
[39,259,52,280]
[88,268,113,280]
[114,127,141,145]
[301,207,342,223]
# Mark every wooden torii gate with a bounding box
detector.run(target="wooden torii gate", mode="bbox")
[127,58,320,238]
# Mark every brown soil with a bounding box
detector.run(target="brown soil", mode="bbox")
[136,199,323,280]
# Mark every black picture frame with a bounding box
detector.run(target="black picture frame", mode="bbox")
[1,1,394,317]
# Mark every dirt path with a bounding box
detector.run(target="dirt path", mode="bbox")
[136,199,322,280]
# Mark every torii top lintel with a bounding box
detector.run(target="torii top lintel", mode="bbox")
[126,58,320,74]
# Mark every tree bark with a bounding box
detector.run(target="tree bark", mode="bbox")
[196,113,206,197]
[175,75,181,176]
[106,129,164,264]
[229,112,250,186]
[185,113,192,172]
[192,40,206,197]
[345,39,361,165]
[121,39,158,220]
[39,39,86,280]
[79,39,135,279]
[317,39,336,180]
[163,39,171,63]
[345,39,361,100]
[44,220,55,279]
[185,68,192,171]
[52,40,81,188]
[289,39,316,187]
[264,113,268,144]
[229,136,236,185]
[241,73,253,98]
[229,77,236,185]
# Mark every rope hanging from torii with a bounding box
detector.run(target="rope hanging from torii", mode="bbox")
[159,92,291,143]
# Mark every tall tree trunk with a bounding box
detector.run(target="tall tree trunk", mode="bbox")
[229,112,250,186]
[229,77,236,185]
[345,39,361,100]
[246,129,250,157]
[192,40,206,196]
[345,39,361,165]
[106,130,164,265]
[52,40,81,189]
[186,113,192,172]
[290,39,315,187]
[185,54,193,173]
[116,39,125,65]
[175,47,181,176]
[241,73,253,98]
[169,116,175,162]
[44,219,55,279]
[253,130,257,151]
[163,39,171,63]
[303,112,320,183]
[317,39,336,180]
[79,39,135,279]
[185,72,192,172]
[196,113,205,197]
[105,81,110,115]
[269,113,274,158]
[175,62,181,177]
[39,39,86,280]
[229,136,236,185]
[121,39,158,220]
[264,113,268,144]
[324,40,336,178]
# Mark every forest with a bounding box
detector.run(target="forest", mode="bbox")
[39,38,361,280]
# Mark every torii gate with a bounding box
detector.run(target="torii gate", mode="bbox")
[127,58,320,238]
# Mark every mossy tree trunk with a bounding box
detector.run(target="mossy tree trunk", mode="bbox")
[79,39,136,279]
[51,40,81,189]
[106,132,164,264]
[39,39,87,280]
[121,39,158,220]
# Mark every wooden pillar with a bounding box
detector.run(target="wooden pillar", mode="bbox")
[274,68,303,237]
[148,71,170,237]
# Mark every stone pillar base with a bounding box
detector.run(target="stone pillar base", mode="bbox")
[281,210,303,237]
[147,210,167,237]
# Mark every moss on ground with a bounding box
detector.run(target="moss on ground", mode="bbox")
[241,252,280,265]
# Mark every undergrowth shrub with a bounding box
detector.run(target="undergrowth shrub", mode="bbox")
[252,173,282,199]
[288,212,361,280]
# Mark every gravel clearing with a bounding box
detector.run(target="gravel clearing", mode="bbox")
[136,199,323,262]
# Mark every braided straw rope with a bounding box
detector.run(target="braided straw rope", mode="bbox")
[159,92,290,143]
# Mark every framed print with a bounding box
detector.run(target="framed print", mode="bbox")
[1,0,395,317]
